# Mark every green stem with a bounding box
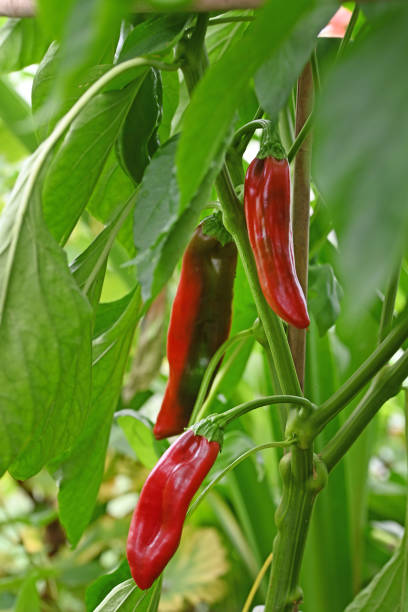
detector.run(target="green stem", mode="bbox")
[232,119,269,147]
[189,328,254,424]
[321,350,408,472]
[287,111,313,164]
[188,439,295,517]
[233,106,264,156]
[321,262,404,471]
[195,336,251,422]
[215,395,315,428]
[215,168,301,397]
[337,5,360,58]
[378,264,401,342]
[310,308,408,436]
[208,16,255,25]
[180,24,311,611]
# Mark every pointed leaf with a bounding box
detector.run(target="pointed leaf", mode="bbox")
[0,155,92,478]
[56,289,142,546]
[42,82,140,244]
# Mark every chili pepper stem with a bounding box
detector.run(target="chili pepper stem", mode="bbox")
[213,395,316,429]
[188,440,296,517]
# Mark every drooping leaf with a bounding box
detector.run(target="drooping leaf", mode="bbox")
[158,69,179,143]
[133,131,228,303]
[0,155,92,479]
[0,77,36,152]
[313,4,408,315]
[0,18,49,73]
[31,41,111,142]
[37,0,131,109]
[87,150,136,256]
[177,0,337,208]
[42,81,140,244]
[117,14,190,63]
[255,3,336,123]
[56,288,142,546]
[71,195,137,311]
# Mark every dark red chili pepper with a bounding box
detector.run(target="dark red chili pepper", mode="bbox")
[244,155,310,329]
[153,221,237,440]
[127,430,220,589]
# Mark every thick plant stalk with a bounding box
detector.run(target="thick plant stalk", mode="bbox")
[288,62,314,390]
[181,22,314,611]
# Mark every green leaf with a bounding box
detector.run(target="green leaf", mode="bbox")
[134,132,229,302]
[313,5,408,314]
[0,77,36,152]
[0,156,92,479]
[158,69,179,143]
[308,263,343,336]
[116,411,166,469]
[93,578,159,611]
[255,3,336,123]
[56,288,142,546]
[302,321,353,612]
[344,541,408,611]
[42,81,140,244]
[206,16,250,64]
[0,18,49,73]
[37,0,131,109]
[71,195,137,311]
[177,0,336,208]
[345,383,408,611]
[117,14,190,63]
[87,150,136,256]
[86,560,131,612]
[14,576,40,612]
[31,42,111,142]
[94,292,134,337]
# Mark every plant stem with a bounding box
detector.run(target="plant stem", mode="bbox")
[180,22,313,611]
[215,167,301,397]
[309,308,408,436]
[215,395,315,428]
[208,15,255,25]
[378,264,401,342]
[287,61,313,389]
[195,336,251,421]
[321,351,408,471]
[189,328,254,424]
[321,261,404,470]
[337,5,360,59]
[232,119,269,147]
[188,440,295,516]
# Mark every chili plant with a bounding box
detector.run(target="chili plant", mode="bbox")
[0,2,408,612]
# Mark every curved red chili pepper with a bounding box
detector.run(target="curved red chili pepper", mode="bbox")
[153,224,237,440]
[244,156,310,329]
[127,430,220,589]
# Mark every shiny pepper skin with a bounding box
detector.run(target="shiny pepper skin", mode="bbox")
[127,430,220,589]
[244,156,310,329]
[153,224,237,440]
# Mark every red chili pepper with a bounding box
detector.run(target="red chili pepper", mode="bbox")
[153,222,237,440]
[127,430,220,589]
[244,156,310,329]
